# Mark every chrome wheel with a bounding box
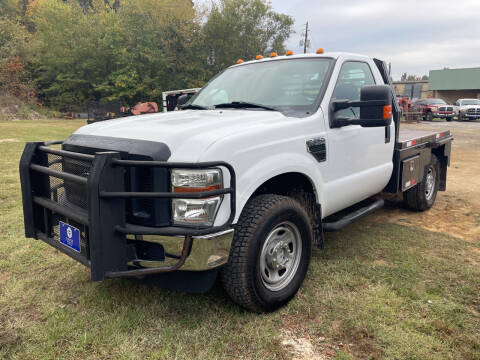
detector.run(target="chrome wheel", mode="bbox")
[425,166,436,201]
[260,221,302,292]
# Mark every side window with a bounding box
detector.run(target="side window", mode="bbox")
[332,61,376,119]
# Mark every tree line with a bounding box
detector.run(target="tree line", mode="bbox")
[0,0,294,111]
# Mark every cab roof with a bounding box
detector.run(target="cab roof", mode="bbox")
[230,52,372,68]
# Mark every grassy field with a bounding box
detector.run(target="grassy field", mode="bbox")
[0,119,479,359]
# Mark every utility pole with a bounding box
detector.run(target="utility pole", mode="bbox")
[300,22,310,54]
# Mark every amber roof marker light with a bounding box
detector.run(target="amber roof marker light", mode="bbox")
[316,48,324,54]
[270,52,278,58]
[255,54,264,60]
[285,50,293,56]
[236,59,244,64]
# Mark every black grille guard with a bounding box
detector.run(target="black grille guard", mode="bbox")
[19,141,236,281]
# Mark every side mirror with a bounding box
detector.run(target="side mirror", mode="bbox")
[331,84,393,128]
[177,94,190,107]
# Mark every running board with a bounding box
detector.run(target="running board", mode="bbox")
[323,197,384,232]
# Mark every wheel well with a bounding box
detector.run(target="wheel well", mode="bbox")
[251,172,323,246]
[252,172,317,201]
[432,145,448,191]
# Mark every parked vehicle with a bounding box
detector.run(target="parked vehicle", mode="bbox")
[162,88,201,112]
[19,51,453,312]
[455,98,480,121]
[396,94,412,117]
[413,98,454,122]
[87,101,159,124]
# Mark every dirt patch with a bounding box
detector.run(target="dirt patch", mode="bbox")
[281,331,327,360]
[0,272,9,284]
[0,138,19,143]
[372,259,389,266]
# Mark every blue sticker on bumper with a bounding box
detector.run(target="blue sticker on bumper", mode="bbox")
[59,221,81,253]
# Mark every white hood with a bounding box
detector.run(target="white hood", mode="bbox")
[74,109,288,159]
[460,105,480,110]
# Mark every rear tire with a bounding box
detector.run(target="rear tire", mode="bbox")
[221,194,312,312]
[426,112,433,122]
[446,117,452,122]
[458,113,463,121]
[403,154,440,211]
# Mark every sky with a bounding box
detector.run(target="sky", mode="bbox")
[270,0,480,80]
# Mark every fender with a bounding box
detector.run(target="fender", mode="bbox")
[229,152,324,224]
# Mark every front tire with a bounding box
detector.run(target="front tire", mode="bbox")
[403,155,440,211]
[446,117,452,122]
[221,194,312,312]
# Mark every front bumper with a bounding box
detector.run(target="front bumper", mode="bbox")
[19,141,236,281]
[126,229,234,271]
[461,113,480,119]
[432,112,454,117]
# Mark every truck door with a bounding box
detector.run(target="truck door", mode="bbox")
[322,60,395,216]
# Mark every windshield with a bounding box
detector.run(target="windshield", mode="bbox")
[190,58,333,116]
[461,99,480,105]
[427,98,446,105]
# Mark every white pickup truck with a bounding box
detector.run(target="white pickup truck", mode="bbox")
[20,51,453,312]
[455,98,480,121]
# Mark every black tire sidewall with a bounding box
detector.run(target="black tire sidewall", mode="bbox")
[247,201,312,311]
[427,112,433,122]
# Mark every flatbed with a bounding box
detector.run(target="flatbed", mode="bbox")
[396,129,452,149]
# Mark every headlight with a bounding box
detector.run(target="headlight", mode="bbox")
[171,169,223,226]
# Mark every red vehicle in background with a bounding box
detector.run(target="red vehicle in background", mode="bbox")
[413,98,454,122]
[396,94,412,116]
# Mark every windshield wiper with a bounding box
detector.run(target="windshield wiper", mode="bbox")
[214,101,278,111]
[180,104,208,110]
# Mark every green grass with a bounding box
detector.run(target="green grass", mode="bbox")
[1,119,479,359]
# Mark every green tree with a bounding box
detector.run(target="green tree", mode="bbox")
[201,0,294,74]
[31,0,202,110]
[0,0,33,98]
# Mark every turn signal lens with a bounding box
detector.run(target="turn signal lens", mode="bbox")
[316,48,324,54]
[270,52,277,57]
[236,59,244,64]
[383,105,392,119]
[286,50,293,56]
[171,169,223,193]
[256,54,263,60]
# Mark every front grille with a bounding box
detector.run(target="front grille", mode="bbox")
[60,143,170,227]
[47,153,91,210]
[467,108,480,114]
[43,152,91,257]
[438,106,453,112]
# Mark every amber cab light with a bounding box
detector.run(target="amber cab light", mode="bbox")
[286,50,293,56]
[236,59,244,64]
[256,54,263,60]
[316,48,324,54]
